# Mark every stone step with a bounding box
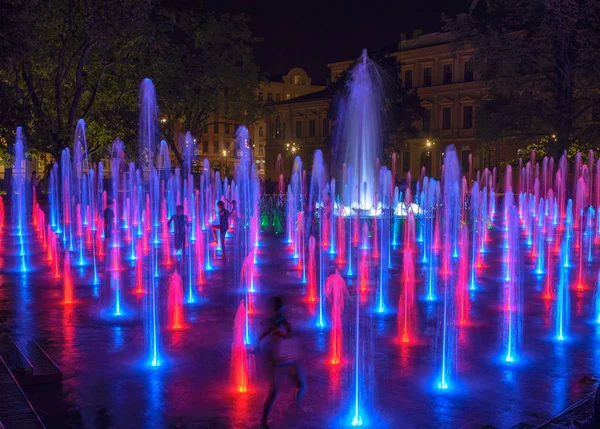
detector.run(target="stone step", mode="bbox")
[535,393,595,428]
[0,356,45,429]
[20,341,62,385]
[0,335,33,382]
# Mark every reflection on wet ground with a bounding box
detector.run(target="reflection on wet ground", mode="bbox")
[1,230,599,429]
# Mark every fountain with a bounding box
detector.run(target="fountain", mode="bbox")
[437,145,460,390]
[231,300,251,393]
[167,271,185,330]
[325,270,348,364]
[332,49,385,210]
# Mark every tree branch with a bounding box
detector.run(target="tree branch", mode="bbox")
[68,36,95,125]
[81,63,112,118]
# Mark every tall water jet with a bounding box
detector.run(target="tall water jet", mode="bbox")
[307,235,317,302]
[167,271,185,330]
[139,79,162,367]
[231,301,251,393]
[437,146,460,390]
[325,270,348,364]
[63,251,73,304]
[12,128,28,238]
[332,49,384,209]
[501,206,521,362]
[555,232,571,341]
[398,215,417,343]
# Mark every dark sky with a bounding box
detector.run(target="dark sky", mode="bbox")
[202,0,471,84]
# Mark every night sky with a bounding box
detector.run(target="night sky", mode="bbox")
[201,0,471,84]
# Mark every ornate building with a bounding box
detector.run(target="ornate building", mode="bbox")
[267,31,495,181]
[197,68,325,178]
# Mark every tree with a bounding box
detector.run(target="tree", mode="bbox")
[148,8,264,164]
[327,53,422,164]
[0,0,263,164]
[0,0,156,159]
[444,0,600,158]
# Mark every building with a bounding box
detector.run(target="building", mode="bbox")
[197,68,325,178]
[266,31,497,181]
[329,31,486,179]
[264,87,330,180]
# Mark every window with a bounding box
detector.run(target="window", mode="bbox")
[276,93,281,102]
[308,120,315,137]
[423,67,432,87]
[464,61,473,82]
[443,64,452,85]
[267,93,273,101]
[213,122,219,133]
[404,70,413,89]
[461,151,471,174]
[293,76,300,85]
[442,108,452,130]
[224,123,230,134]
[259,147,265,156]
[286,93,291,100]
[259,127,264,137]
[203,124,208,133]
[402,151,410,172]
[275,116,281,138]
[463,106,473,129]
[258,92,263,101]
[422,108,431,132]
[295,121,302,138]
[322,118,328,136]
[213,141,219,154]
[203,141,209,153]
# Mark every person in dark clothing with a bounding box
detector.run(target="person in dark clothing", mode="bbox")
[212,201,230,261]
[168,205,189,259]
[103,200,115,242]
[259,297,306,429]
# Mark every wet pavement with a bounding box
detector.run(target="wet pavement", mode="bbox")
[0,223,599,429]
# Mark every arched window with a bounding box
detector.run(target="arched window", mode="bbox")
[275,116,281,138]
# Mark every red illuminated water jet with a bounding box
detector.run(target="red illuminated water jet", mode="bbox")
[167,271,185,330]
[135,240,144,294]
[336,209,345,264]
[231,301,250,392]
[325,270,348,365]
[456,225,470,326]
[307,235,317,302]
[63,251,74,304]
[398,213,417,343]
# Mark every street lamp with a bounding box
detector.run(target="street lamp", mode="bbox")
[222,149,228,177]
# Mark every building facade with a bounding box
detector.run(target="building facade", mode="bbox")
[328,31,487,179]
[265,31,513,182]
[197,68,325,178]
[264,89,330,180]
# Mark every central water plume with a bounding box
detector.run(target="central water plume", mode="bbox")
[332,49,385,210]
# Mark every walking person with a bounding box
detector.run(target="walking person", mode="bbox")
[259,296,307,429]
[103,200,115,244]
[168,205,190,264]
[211,201,230,262]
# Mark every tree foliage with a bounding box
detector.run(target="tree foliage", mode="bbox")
[0,0,261,162]
[444,0,600,158]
